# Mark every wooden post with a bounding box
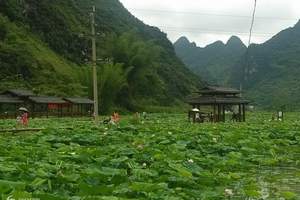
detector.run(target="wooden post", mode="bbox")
[213,104,216,123]
[46,104,49,118]
[14,104,17,119]
[67,104,70,117]
[242,104,246,122]
[71,105,74,118]
[57,104,59,117]
[32,103,35,119]
[238,104,242,122]
[222,105,225,122]
[89,105,91,117]
[76,105,78,117]
[0,103,2,119]
[60,104,63,117]
[218,104,221,122]
[84,104,87,116]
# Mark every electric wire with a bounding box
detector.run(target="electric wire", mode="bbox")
[248,0,258,46]
[243,0,258,87]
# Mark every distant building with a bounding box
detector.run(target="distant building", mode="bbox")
[187,86,250,123]
[0,89,93,118]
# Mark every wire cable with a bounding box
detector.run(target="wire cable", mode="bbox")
[248,0,258,46]
[244,0,258,84]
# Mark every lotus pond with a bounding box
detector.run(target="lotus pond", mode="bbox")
[0,113,299,200]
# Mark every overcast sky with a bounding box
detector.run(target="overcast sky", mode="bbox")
[119,0,300,47]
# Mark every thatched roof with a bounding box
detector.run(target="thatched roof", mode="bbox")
[2,89,35,97]
[29,96,66,104]
[187,96,250,105]
[0,95,24,103]
[64,97,94,104]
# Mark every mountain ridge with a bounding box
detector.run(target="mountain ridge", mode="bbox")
[174,35,247,85]
[174,19,300,110]
[230,19,300,110]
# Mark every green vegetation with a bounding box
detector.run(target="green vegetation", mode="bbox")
[0,0,201,113]
[230,20,300,110]
[0,113,299,199]
[174,20,300,110]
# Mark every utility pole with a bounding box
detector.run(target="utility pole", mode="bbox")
[91,5,99,122]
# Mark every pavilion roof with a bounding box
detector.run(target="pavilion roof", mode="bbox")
[64,97,94,104]
[187,96,250,105]
[198,86,241,95]
[0,95,24,103]
[29,96,66,104]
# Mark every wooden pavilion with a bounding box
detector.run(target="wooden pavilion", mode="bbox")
[63,97,94,117]
[187,86,250,123]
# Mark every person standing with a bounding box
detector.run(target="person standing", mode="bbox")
[18,107,29,127]
[111,112,120,124]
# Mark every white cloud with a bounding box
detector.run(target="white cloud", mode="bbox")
[119,0,300,46]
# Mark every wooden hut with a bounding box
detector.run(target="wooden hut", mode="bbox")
[0,89,95,118]
[63,97,94,117]
[0,95,24,118]
[1,89,35,98]
[187,86,250,123]
[28,96,67,118]
[1,89,34,109]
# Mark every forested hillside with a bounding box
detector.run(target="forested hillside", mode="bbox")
[174,36,246,85]
[0,0,202,113]
[175,20,300,110]
[230,20,300,110]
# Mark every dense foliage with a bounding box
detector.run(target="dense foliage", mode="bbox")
[0,0,201,112]
[0,113,299,199]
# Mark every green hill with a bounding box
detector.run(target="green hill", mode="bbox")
[230,20,300,110]
[175,20,300,110]
[0,0,202,112]
[174,36,246,85]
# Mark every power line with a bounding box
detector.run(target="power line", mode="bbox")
[244,0,258,85]
[248,0,258,46]
[128,8,299,21]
